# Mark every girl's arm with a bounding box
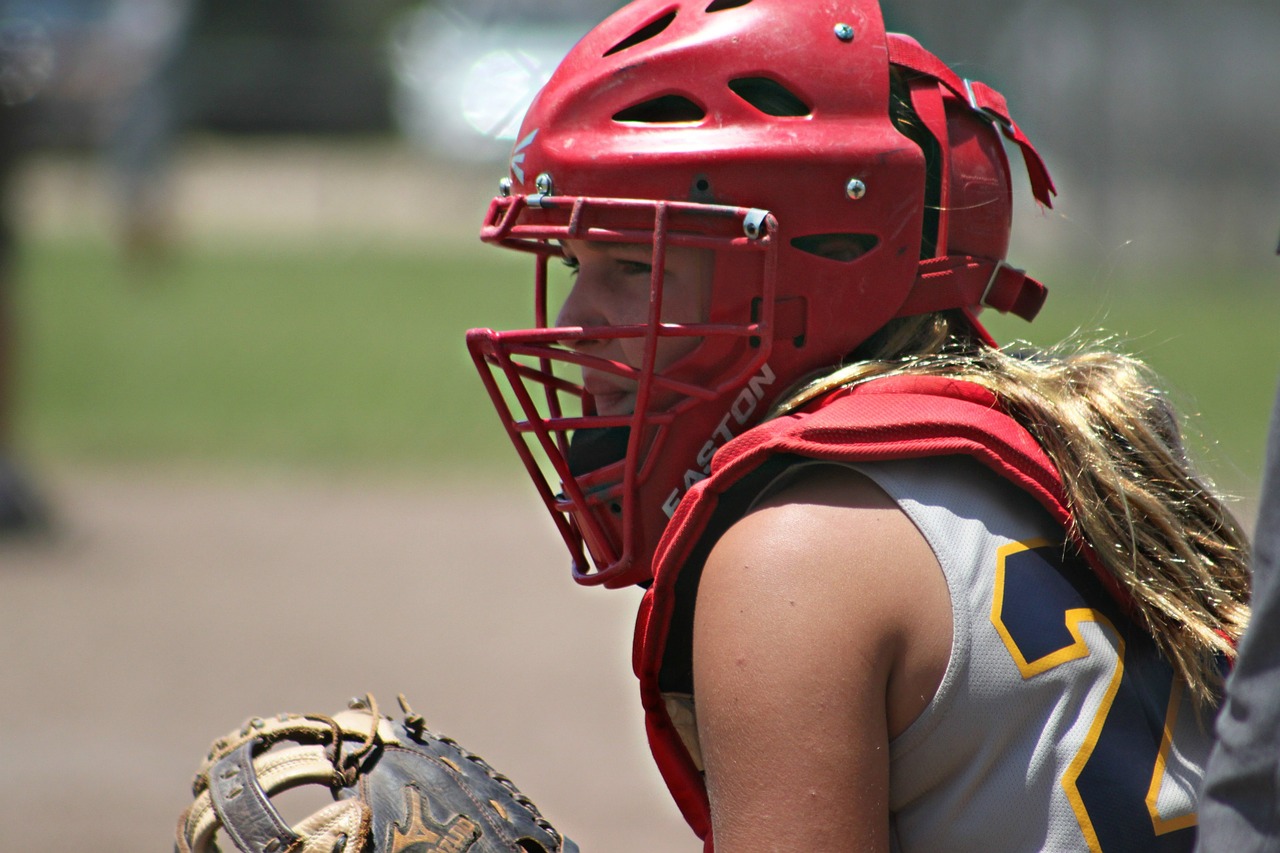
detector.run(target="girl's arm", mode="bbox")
[692,466,951,852]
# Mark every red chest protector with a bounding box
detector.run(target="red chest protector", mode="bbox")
[631,374,1130,847]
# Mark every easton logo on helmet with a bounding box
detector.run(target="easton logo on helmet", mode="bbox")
[509,129,538,184]
[661,363,777,518]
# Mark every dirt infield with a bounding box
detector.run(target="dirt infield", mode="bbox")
[0,466,699,852]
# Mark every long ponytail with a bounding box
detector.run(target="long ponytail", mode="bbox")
[773,313,1250,709]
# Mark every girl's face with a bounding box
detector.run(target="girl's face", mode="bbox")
[556,239,714,416]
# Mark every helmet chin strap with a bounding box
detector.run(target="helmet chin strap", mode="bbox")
[887,33,1056,209]
[886,32,1054,328]
[897,256,1048,323]
[566,425,632,477]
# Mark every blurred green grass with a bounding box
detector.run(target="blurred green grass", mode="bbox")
[13,238,529,475]
[13,238,1279,494]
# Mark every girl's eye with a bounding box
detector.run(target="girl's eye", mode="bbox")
[616,260,652,276]
[560,256,580,275]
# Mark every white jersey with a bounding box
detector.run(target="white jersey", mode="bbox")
[847,455,1212,853]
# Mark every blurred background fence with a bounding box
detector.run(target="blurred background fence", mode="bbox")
[4,0,1276,261]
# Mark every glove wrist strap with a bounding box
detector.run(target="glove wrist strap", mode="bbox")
[209,740,301,853]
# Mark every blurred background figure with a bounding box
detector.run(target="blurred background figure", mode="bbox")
[0,0,55,534]
[1194,236,1280,852]
[99,0,197,262]
[0,0,197,261]
[0,0,191,533]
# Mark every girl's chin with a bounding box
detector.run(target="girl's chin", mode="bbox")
[591,393,635,417]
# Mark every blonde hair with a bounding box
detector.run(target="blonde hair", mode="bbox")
[773,312,1251,709]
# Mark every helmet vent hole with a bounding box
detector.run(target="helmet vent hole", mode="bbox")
[604,11,677,57]
[728,77,810,117]
[705,0,752,11]
[790,233,879,262]
[613,95,706,124]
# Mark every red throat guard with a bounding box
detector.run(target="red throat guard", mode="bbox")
[467,0,1055,588]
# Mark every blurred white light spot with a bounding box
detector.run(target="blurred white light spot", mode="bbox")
[461,49,555,141]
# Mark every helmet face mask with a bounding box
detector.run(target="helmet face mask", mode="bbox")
[466,0,1055,587]
[555,237,716,417]
[469,195,781,586]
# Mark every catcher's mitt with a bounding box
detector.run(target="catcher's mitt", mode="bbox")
[176,694,578,853]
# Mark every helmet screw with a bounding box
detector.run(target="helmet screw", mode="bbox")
[498,177,513,197]
[845,178,867,200]
[743,208,770,240]
[834,23,855,42]
[534,172,554,196]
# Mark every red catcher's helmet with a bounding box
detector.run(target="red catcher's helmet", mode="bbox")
[467,0,1056,588]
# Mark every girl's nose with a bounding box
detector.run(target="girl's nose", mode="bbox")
[555,272,604,349]
[555,264,604,328]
